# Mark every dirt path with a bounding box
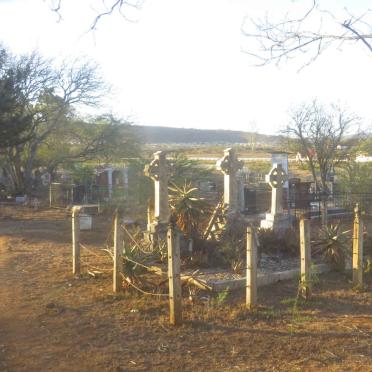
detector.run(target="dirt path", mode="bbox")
[0,208,372,371]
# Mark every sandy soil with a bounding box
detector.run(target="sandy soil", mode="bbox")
[0,206,371,371]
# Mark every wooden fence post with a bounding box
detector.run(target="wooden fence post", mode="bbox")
[300,217,311,299]
[49,184,52,208]
[353,204,363,288]
[167,225,182,325]
[246,226,257,309]
[72,206,81,275]
[113,210,123,293]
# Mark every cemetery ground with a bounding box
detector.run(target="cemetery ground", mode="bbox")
[1,207,372,371]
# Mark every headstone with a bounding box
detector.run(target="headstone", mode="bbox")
[271,151,289,209]
[237,176,245,212]
[144,151,170,232]
[260,163,291,230]
[271,152,289,188]
[216,148,244,214]
[79,214,92,230]
[107,167,113,199]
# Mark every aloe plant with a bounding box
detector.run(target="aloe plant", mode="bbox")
[168,181,210,239]
[313,223,351,271]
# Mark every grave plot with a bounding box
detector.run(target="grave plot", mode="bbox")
[67,148,370,326]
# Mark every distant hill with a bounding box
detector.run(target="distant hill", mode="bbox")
[131,125,281,145]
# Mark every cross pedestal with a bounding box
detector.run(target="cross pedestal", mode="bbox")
[260,163,291,231]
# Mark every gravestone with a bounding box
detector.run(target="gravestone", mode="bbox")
[144,151,170,236]
[260,163,291,231]
[216,148,244,215]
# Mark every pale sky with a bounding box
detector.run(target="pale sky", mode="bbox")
[0,0,371,134]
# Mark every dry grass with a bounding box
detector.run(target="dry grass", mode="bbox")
[0,206,371,371]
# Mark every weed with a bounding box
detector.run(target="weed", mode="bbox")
[210,288,229,308]
[310,262,320,286]
[280,297,298,306]
[259,307,283,321]
[287,276,316,334]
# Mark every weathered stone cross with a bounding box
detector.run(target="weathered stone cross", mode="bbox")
[144,151,170,224]
[265,163,287,215]
[216,148,243,213]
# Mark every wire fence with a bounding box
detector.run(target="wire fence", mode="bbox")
[243,189,372,221]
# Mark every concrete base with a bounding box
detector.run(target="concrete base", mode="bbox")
[150,263,331,292]
[260,213,291,231]
[210,263,330,292]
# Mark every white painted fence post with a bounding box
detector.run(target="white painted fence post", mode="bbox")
[353,204,363,288]
[300,217,311,299]
[246,226,257,309]
[167,225,182,325]
[113,210,123,293]
[72,206,81,275]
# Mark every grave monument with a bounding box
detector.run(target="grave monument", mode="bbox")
[144,151,170,238]
[216,148,244,215]
[260,163,291,231]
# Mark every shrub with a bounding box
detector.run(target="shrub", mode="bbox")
[169,181,211,240]
[313,223,351,271]
[257,227,299,257]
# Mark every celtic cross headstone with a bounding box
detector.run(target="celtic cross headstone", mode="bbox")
[144,151,170,224]
[265,163,287,215]
[260,163,291,231]
[216,148,243,214]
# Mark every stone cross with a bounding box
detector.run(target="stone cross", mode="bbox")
[266,163,287,215]
[216,148,243,213]
[144,151,170,224]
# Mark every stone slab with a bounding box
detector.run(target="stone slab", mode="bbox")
[209,263,330,292]
[260,213,291,230]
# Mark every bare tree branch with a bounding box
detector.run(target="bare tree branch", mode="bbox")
[342,20,372,52]
[45,0,143,29]
[243,1,372,68]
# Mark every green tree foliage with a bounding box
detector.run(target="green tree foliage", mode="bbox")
[0,49,96,192]
[0,47,34,149]
[337,136,372,195]
[36,115,139,177]
[338,161,372,193]
[168,153,210,185]
[0,47,139,194]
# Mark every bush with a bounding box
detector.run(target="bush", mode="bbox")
[257,227,299,257]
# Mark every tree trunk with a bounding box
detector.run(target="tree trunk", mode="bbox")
[23,143,38,196]
[320,194,328,226]
[5,148,25,194]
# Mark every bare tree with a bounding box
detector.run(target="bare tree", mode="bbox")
[242,0,372,69]
[286,100,357,224]
[47,0,144,29]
